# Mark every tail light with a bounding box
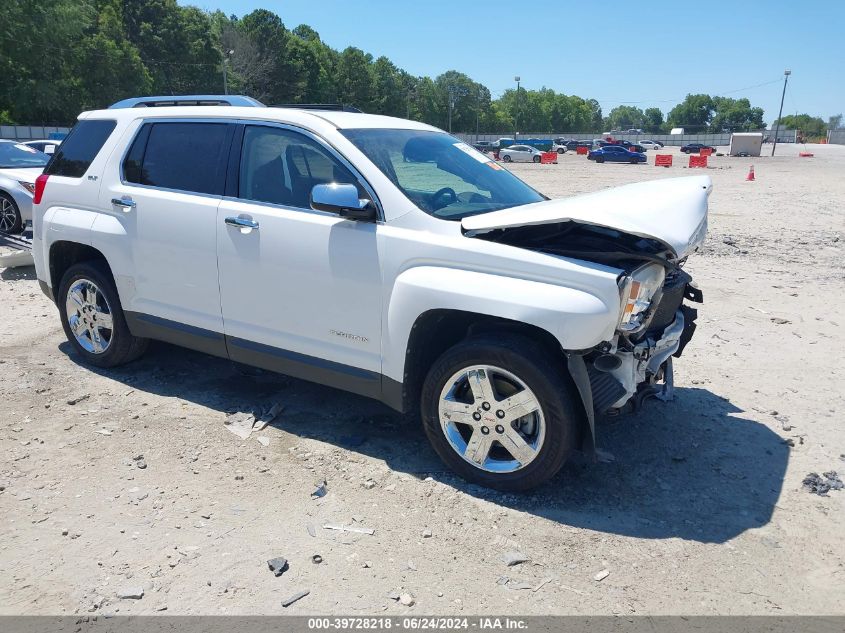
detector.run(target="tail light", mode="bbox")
[33,174,49,205]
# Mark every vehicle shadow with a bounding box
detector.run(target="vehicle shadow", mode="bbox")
[62,340,788,545]
[0,264,36,281]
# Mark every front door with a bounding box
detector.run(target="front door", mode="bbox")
[216,123,384,398]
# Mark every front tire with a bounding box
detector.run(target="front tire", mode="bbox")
[0,192,22,234]
[557,148,565,154]
[58,261,148,368]
[532,155,541,163]
[420,336,580,491]
[596,157,604,163]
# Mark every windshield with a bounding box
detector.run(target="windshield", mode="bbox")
[341,129,545,220]
[0,142,50,169]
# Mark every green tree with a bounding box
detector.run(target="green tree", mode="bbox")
[667,94,714,132]
[775,114,826,137]
[828,114,842,130]
[710,97,764,132]
[335,47,374,110]
[643,107,665,134]
[605,105,645,131]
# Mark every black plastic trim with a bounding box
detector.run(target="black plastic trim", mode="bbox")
[122,311,404,412]
[39,280,54,303]
[124,312,228,359]
[227,335,382,401]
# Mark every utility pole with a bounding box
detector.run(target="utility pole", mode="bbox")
[771,69,791,156]
[222,49,234,95]
[447,85,458,133]
[513,76,520,139]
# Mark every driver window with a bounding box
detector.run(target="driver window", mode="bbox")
[239,125,360,210]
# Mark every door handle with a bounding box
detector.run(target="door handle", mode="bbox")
[224,216,259,230]
[111,197,136,212]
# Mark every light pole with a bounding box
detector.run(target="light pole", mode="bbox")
[447,86,457,133]
[771,69,791,156]
[222,49,234,95]
[513,76,520,139]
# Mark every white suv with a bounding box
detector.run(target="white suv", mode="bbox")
[32,95,709,491]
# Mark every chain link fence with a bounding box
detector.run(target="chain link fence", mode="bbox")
[456,130,798,147]
[1,125,72,141]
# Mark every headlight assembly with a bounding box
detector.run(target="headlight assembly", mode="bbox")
[617,263,665,333]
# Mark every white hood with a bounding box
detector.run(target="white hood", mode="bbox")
[0,167,44,184]
[463,175,712,259]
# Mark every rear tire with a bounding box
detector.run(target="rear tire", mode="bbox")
[557,148,565,154]
[420,335,580,491]
[502,155,512,162]
[0,192,22,234]
[58,261,148,368]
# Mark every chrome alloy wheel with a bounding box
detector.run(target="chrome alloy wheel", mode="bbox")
[65,278,114,354]
[438,365,545,473]
[0,196,18,232]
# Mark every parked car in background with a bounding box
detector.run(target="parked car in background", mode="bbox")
[0,140,50,233]
[618,140,647,152]
[473,140,495,153]
[551,140,569,154]
[493,137,515,148]
[639,140,664,150]
[564,139,588,151]
[24,139,63,155]
[680,142,717,154]
[588,145,647,164]
[625,128,644,135]
[499,144,544,163]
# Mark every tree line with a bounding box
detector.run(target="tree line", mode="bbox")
[1,0,838,136]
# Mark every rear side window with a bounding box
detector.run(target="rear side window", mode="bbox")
[123,122,232,195]
[45,119,116,178]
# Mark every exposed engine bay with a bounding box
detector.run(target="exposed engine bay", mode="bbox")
[477,220,704,416]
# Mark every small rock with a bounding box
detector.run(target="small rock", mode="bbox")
[311,480,328,499]
[406,560,417,571]
[67,394,90,405]
[306,523,317,538]
[501,551,529,567]
[117,587,144,600]
[136,459,147,469]
[362,479,376,489]
[594,569,610,582]
[61,528,68,536]
[311,554,323,564]
[267,557,289,577]
[155,604,167,612]
[399,593,415,607]
[422,529,432,538]
[770,317,791,325]
[363,561,373,568]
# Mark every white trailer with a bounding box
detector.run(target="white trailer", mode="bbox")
[729,132,763,157]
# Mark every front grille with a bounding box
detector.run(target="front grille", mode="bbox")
[646,269,691,334]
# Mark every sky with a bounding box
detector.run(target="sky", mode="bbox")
[185,0,845,124]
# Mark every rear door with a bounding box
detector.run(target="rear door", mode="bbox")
[98,119,234,348]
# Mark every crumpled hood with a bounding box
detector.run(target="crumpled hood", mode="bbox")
[462,175,712,259]
[0,167,44,185]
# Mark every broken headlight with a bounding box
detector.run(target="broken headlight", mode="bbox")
[617,263,666,333]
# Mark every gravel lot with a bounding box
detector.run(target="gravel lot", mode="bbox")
[1,144,844,616]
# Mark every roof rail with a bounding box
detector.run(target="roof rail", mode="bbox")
[108,95,265,109]
[270,104,362,113]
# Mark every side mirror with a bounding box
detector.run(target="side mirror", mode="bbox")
[310,183,376,221]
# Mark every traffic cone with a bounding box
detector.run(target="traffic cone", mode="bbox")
[746,165,755,181]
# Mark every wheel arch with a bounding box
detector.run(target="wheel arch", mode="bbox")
[398,308,591,451]
[49,241,115,297]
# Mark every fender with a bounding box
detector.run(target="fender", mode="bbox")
[383,265,618,383]
[39,206,99,287]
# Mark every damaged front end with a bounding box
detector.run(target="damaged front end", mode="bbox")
[463,176,711,447]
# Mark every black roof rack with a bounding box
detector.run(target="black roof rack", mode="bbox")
[109,95,265,109]
[270,104,362,113]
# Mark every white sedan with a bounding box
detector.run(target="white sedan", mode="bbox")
[638,140,665,150]
[499,144,544,163]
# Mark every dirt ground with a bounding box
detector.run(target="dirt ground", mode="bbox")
[1,144,844,616]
